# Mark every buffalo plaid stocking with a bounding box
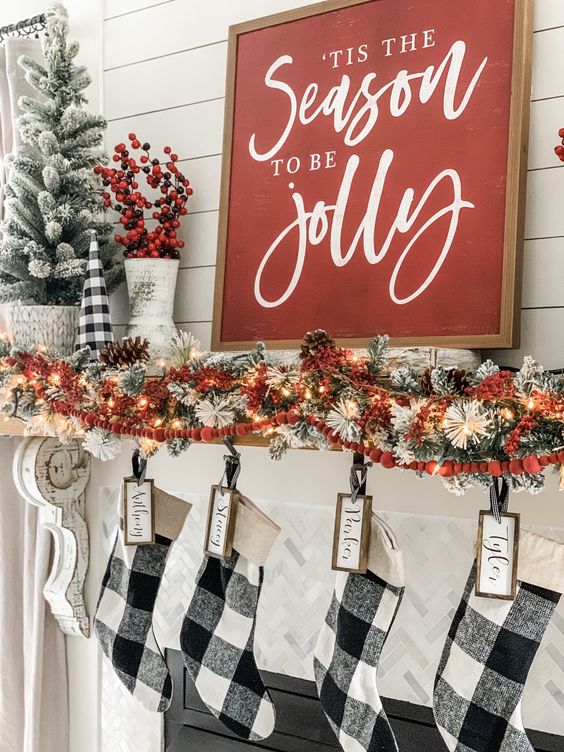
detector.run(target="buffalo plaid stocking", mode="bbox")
[94,488,190,712]
[314,515,405,752]
[434,531,564,752]
[180,496,280,741]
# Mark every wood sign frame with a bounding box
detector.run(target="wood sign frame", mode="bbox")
[204,485,240,559]
[331,492,372,573]
[475,510,520,601]
[123,477,155,546]
[212,0,533,351]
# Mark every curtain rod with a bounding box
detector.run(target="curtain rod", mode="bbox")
[0,13,46,42]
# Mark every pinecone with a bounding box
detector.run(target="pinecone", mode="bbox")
[447,368,470,394]
[420,368,434,396]
[99,336,150,368]
[420,367,470,395]
[299,329,336,359]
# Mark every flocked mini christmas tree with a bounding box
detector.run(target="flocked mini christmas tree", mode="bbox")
[0,3,123,305]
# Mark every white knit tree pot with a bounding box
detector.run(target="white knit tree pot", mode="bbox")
[124,258,179,359]
[7,304,80,355]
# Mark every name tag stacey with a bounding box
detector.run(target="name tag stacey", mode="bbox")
[332,493,372,573]
[123,477,155,546]
[204,486,240,559]
[476,511,520,600]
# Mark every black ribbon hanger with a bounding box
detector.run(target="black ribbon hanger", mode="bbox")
[489,477,509,523]
[350,452,372,501]
[221,438,241,491]
[132,447,148,487]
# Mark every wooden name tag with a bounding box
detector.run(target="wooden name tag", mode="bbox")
[123,477,155,546]
[476,511,520,600]
[204,486,240,559]
[332,493,372,573]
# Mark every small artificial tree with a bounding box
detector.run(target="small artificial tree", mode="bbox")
[0,3,123,305]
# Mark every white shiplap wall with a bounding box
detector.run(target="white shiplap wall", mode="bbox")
[103,0,564,365]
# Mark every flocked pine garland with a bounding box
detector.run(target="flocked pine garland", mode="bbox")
[0,331,563,496]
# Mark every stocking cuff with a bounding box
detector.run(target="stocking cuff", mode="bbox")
[233,495,281,566]
[518,531,564,594]
[367,514,405,588]
[154,488,191,540]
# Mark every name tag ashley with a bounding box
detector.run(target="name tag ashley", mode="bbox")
[476,511,520,600]
[123,477,155,546]
[332,493,372,573]
[204,486,239,559]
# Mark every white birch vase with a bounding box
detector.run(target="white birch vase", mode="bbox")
[124,258,179,359]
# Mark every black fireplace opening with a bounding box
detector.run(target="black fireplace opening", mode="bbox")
[165,650,563,751]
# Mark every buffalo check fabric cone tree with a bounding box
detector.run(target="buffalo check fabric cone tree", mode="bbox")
[0,3,123,305]
[180,497,281,741]
[94,488,190,713]
[75,230,114,359]
[433,532,564,752]
[314,516,405,752]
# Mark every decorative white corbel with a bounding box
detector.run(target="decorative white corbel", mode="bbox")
[13,436,90,637]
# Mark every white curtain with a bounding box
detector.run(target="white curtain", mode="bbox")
[0,36,69,752]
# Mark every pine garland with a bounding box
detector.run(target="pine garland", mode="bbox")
[1,332,564,496]
[0,3,123,305]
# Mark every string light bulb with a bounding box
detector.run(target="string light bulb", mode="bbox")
[138,397,148,409]
[154,418,163,427]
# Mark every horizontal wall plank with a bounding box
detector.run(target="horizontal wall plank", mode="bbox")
[534,0,564,32]
[522,237,564,308]
[104,44,227,120]
[106,98,224,160]
[181,211,219,268]
[486,308,564,370]
[528,98,564,170]
[104,0,319,69]
[524,167,564,239]
[105,0,564,69]
[104,0,174,20]
[532,26,564,101]
[184,156,221,214]
[174,266,215,322]
[177,321,213,350]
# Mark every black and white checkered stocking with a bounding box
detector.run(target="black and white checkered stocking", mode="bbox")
[314,515,405,751]
[94,488,190,713]
[434,531,564,752]
[180,496,280,741]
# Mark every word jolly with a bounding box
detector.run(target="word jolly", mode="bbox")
[123,477,155,546]
[476,511,520,600]
[204,486,240,559]
[332,493,372,573]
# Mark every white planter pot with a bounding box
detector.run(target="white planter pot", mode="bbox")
[124,258,179,359]
[7,304,80,355]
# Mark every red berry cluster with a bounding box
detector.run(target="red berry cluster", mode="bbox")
[555,127,564,162]
[94,134,193,259]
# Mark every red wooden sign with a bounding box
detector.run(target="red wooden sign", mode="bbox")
[212,0,533,351]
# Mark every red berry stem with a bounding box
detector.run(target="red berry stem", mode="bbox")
[94,134,193,259]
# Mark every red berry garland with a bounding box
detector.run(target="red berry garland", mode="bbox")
[555,127,564,162]
[94,134,193,259]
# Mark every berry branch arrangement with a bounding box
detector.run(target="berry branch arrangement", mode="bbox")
[95,135,193,259]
